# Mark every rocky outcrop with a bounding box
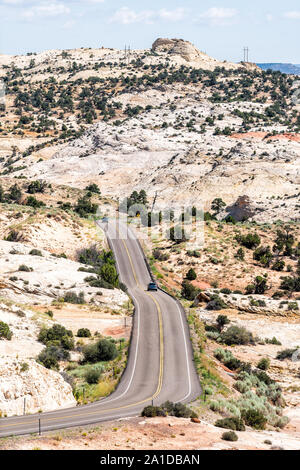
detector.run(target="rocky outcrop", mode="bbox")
[152,38,211,63]
[220,195,265,222]
[199,290,300,317]
[0,358,76,417]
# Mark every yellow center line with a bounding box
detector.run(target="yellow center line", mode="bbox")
[0,226,164,431]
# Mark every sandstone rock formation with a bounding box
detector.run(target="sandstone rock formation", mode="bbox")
[221,195,265,221]
[152,38,212,63]
[0,358,76,417]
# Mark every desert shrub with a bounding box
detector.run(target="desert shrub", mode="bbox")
[85,183,100,194]
[160,401,197,418]
[74,195,98,218]
[220,288,231,295]
[172,402,197,419]
[265,337,282,345]
[0,321,13,340]
[153,249,169,261]
[63,291,85,304]
[241,408,267,430]
[18,264,33,272]
[222,431,238,441]
[20,362,29,372]
[83,338,118,363]
[221,326,254,345]
[26,196,45,208]
[288,302,299,311]
[37,345,70,370]
[85,367,102,384]
[29,249,43,256]
[141,406,166,418]
[77,328,92,338]
[272,260,285,272]
[235,248,245,261]
[214,348,242,371]
[100,264,119,287]
[246,275,269,295]
[276,348,298,360]
[216,314,230,331]
[186,268,197,281]
[257,358,270,370]
[280,276,300,293]
[85,276,114,289]
[27,180,47,194]
[215,417,245,431]
[181,280,198,300]
[237,233,261,249]
[206,295,228,311]
[38,324,74,350]
[253,246,273,268]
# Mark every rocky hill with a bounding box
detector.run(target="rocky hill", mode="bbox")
[0,38,298,220]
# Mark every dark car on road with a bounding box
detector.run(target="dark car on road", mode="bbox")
[148,282,158,292]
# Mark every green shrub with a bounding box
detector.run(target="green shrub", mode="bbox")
[77,328,92,338]
[276,348,298,360]
[181,280,199,300]
[18,265,33,272]
[186,268,197,281]
[100,264,119,287]
[0,321,13,340]
[141,406,166,418]
[206,295,228,311]
[37,346,70,370]
[38,324,74,350]
[83,339,118,363]
[4,230,22,242]
[74,195,98,218]
[222,431,238,441]
[257,358,270,370]
[85,184,100,194]
[265,337,282,346]
[237,233,261,249]
[241,408,267,430]
[221,326,254,345]
[63,291,85,304]
[215,417,245,431]
[85,367,102,384]
[253,246,273,267]
[29,249,43,257]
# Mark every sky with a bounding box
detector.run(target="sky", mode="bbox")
[0,1,300,63]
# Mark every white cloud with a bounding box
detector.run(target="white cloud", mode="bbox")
[109,7,154,25]
[109,6,187,25]
[158,8,186,22]
[284,11,300,20]
[197,7,238,26]
[21,2,70,20]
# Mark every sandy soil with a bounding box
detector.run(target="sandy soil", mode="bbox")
[1,414,300,450]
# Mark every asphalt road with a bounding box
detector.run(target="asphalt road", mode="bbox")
[0,220,201,438]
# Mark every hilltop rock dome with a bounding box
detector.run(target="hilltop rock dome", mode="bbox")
[151,38,208,62]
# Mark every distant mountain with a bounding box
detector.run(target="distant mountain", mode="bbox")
[257,63,300,75]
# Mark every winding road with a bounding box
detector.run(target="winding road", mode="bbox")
[0,220,201,438]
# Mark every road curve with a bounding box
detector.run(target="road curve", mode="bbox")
[0,220,201,438]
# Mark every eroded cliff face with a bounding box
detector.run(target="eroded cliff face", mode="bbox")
[0,358,76,417]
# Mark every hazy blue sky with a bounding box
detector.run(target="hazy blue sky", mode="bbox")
[0,1,299,63]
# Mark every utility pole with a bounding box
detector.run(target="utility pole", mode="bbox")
[23,397,26,416]
[243,47,249,62]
